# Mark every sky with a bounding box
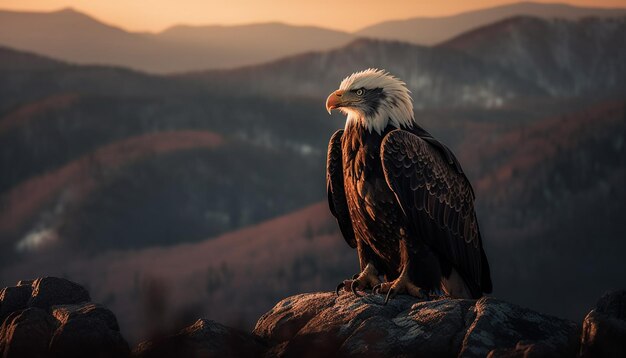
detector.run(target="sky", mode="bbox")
[1,0,625,32]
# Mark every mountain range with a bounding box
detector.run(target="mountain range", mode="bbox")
[0,2,624,73]
[441,15,626,96]
[0,46,336,259]
[0,8,354,73]
[188,16,626,108]
[1,13,625,257]
[357,1,626,45]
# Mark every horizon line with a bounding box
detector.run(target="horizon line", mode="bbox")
[1,1,625,34]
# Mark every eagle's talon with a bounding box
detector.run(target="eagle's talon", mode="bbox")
[351,281,363,297]
[384,288,396,305]
[336,282,345,296]
[372,283,383,294]
[337,264,381,297]
[374,271,427,304]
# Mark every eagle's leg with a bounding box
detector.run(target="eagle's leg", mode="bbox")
[373,240,427,304]
[336,242,381,297]
[374,266,427,304]
[338,263,381,297]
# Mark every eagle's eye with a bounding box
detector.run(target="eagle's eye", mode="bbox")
[356,89,364,96]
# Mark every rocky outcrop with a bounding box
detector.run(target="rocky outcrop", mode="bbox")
[1,277,624,357]
[0,308,59,357]
[254,292,580,357]
[0,283,32,323]
[28,277,90,311]
[134,319,266,358]
[580,290,626,357]
[0,277,130,358]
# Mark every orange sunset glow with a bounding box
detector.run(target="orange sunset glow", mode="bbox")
[1,0,625,31]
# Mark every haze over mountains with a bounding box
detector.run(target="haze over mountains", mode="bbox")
[190,16,626,108]
[0,1,624,73]
[357,1,626,45]
[0,8,355,73]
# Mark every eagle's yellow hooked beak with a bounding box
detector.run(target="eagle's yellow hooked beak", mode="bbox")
[326,89,345,114]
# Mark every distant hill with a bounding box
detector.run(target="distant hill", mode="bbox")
[157,22,354,68]
[0,8,354,73]
[1,2,625,74]
[186,38,540,109]
[0,47,335,256]
[0,46,181,113]
[356,1,626,45]
[0,46,66,71]
[440,16,626,96]
[0,9,153,68]
[476,100,626,320]
[186,15,626,108]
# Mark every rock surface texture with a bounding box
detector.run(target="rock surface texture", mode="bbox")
[134,319,266,358]
[0,277,130,357]
[580,290,626,357]
[254,292,580,358]
[1,277,624,357]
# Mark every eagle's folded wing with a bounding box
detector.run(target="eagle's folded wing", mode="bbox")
[327,129,357,248]
[381,129,491,296]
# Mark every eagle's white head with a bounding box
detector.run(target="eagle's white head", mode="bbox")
[326,68,414,134]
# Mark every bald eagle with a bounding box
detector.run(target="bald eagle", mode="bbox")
[326,69,492,302]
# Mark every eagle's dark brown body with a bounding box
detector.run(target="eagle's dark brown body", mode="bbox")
[327,122,492,298]
[342,123,407,279]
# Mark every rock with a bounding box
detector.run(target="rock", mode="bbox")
[463,297,580,357]
[487,341,560,357]
[0,277,128,358]
[49,317,130,358]
[0,285,32,323]
[0,307,59,358]
[580,290,626,357]
[28,277,91,311]
[1,276,621,358]
[254,292,337,346]
[16,280,34,287]
[134,319,266,358]
[49,302,129,357]
[254,292,580,357]
[52,302,120,331]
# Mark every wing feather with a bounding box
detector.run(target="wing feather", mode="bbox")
[327,130,357,248]
[381,129,491,297]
